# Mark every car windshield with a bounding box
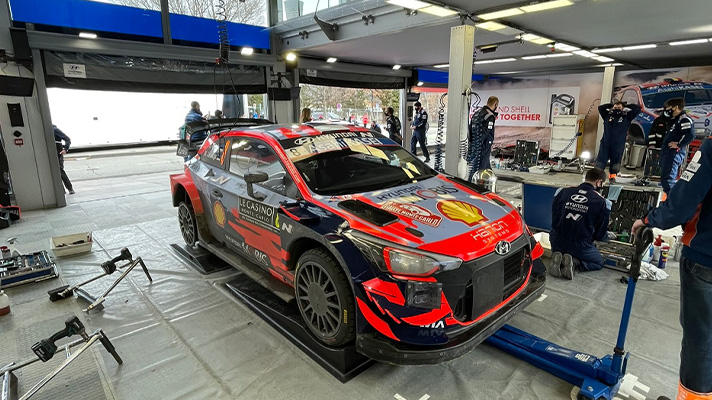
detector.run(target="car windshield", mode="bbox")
[284,137,435,195]
[643,88,712,108]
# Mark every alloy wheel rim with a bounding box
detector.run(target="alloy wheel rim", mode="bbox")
[296,261,342,337]
[179,204,195,244]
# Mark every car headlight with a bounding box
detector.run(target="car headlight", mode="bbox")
[345,231,462,278]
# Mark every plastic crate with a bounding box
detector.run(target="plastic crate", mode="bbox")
[50,232,92,257]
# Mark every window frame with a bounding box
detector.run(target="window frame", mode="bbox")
[227,136,298,198]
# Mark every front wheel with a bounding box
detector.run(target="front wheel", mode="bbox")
[295,249,355,347]
[178,201,198,246]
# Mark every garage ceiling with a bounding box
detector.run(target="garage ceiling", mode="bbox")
[277,0,712,76]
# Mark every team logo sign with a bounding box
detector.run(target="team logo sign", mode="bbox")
[381,201,443,227]
[570,194,588,204]
[495,240,511,256]
[214,201,226,227]
[437,200,488,227]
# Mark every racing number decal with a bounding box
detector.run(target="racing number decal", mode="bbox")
[437,200,488,227]
[214,201,226,227]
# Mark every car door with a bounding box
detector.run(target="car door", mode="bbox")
[191,136,232,242]
[221,137,299,280]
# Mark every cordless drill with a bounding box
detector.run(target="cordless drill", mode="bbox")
[101,248,132,274]
[31,316,85,362]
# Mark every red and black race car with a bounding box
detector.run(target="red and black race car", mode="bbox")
[170,119,546,364]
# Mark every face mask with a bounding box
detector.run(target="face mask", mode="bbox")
[612,109,623,115]
[662,108,673,118]
[595,184,603,192]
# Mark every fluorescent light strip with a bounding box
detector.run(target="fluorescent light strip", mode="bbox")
[520,0,573,13]
[433,63,450,68]
[386,0,429,10]
[532,37,554,45]
[494,58,516,63]
[594,56,614,62]
[554,43,579,52]
[598,63,623,67]
[326,57,337,63]
[474,60,496,64]
[392,64,401,70]
[622,44,656,50]
[669,38,709,46]
[522,55,548,60]
[79,32,97,39]
[547,53,573,58]
[420,5,458,16]
[521,33,540,41]
[573,50,597,58]
[241,47,254,56]
[475,21,507,31]
[478,7,524,20]
[417,81,424,86]
[592,47,623,53]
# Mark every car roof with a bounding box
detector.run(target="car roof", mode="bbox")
[222,122,368,142]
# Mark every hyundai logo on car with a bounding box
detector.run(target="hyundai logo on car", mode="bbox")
[495,240,511,256]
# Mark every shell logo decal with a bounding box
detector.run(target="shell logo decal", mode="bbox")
[214,201,226,227]
[437,200,488,227]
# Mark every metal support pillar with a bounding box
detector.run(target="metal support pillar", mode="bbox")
[444,25,475,178]
[400,81,410,147]
[595,66,616,156]
[160,0,171,44]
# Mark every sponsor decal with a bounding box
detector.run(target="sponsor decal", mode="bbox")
[381,201,443,227]
[680,170,695,182]
[419,321,445,329]
[281,221,294,234]
[207,175,230,185]
[575,353,592,363]
[565,202,589,212]
[283,131,387,160]
[375,185,458,203]
[254,248,270,267]
[570,194,588,204]
[214,201,226,227]
[692,150,702,163]
[220,139,231,165]
[237,196,279,233]
[437,200,488,227]
[470,221,510,242]
[225,234,250,255]
[566,213,582,221]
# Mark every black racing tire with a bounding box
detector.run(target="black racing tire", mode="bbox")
[178,201,198,246]
[295,248,355,347]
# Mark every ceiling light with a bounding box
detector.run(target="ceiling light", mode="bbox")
[326,57,337,63]
[420,5,458,16]
[285,52,297,61]
[387,0,429,10]
[521,0,573,13]
[79,32,97,39]
[478,7,524,20]
[433,63,449,68]
[474,60,496,64]
[554,43,579,52]
[521,33,540,41]
[241,47,254,56]
[622,44,657,51]
[598,63,623,67]
[475,21,507,31]
[594,56,614,62]
[522,55,548,60]
[531,37,554,45]
[494,58,516,63]
[392,64,401,70]
[669,38,709,46]
[417,81,424,86]
[479,44,499,54]
[573,50,597,57]
[547,53,573,58]
[592,47,623,53]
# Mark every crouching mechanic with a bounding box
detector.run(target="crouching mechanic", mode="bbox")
[594,101,641,182]
[549,168,612,279]
[632,136,712,400]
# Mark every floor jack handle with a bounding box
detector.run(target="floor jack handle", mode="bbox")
[610,227,654,374]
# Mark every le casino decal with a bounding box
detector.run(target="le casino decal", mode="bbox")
[214,201,226,227]
[437,200,489,227]
[381,201,443,227]
[237,196,280,233]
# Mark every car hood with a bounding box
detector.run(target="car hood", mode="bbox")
[316,175,524,261]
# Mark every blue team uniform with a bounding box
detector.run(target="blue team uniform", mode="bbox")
[467,106,497,181]
[410,108,430,160]
[550,182,611,271]
[660,112,695,193]
[594,103,642,175]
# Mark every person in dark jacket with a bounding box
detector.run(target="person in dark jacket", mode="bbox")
[410,101,430,162]
[53,125,74,194]
[594,101,642,182]
[549,168,611,279]
[659,98,695,198]
[632,135,712,400]
[385,107,402,145]
[644,112,673,178]
[185,101,205,124]
[467,96,499,182]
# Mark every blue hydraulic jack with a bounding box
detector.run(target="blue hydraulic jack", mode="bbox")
[486,227,655,400]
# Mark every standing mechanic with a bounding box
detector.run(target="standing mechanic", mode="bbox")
[659,98,694,199]
[632,135,711,400]
[467,96,499,182]
[594,100,642,183]
[410,101,430,163]
[53,125,74,195]
[385,107,402,145]
[549,168,612,280]
[644,107,673,178]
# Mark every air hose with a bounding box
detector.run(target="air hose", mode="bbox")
[433,93,447,172]
[216,0,230,64]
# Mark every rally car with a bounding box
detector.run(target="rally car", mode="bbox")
[614,79,712,160]
[170,120,546,364]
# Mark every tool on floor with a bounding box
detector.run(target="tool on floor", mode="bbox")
[47,247,132,302]
[0,315,122,400]
[486,227,654,400]
[47,247,152,313]
[0,251,57,290]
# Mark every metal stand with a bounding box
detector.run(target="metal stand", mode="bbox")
[485,227,654,400]
[0,316,122,400]
[83,257,152,313]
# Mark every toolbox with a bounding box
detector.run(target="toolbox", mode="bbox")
[0,251,57,289]
[50,232,92,257]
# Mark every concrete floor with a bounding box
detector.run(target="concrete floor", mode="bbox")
[0,145,681,400]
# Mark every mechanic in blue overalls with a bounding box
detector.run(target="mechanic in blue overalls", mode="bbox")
[549,168,612,280]
[633,135,712,400]
[659,97,695,200]
[467,96,499,182]
[594,101,642,183]
[410,101,430,163]
[183,101,207,161]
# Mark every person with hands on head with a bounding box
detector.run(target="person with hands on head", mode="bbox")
[410,101,430,163]
[594,100,642,183]
[658,98,695,199]
[632,135,712,400]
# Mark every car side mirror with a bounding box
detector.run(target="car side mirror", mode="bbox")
[244,172,268,201]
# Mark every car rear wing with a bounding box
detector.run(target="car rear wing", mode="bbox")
[185,118,273,135]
